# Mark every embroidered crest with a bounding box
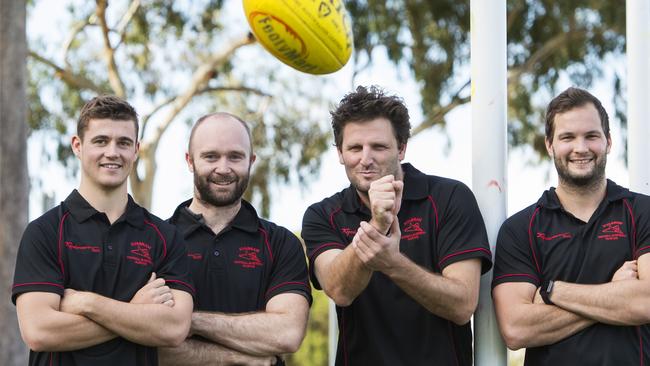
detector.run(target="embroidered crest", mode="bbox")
[598,221,626,241]
[127,242,153,266]
[234,246,264,269]
[402,217,426,241]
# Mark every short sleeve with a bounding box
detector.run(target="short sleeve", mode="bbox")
[301,204,346,289]
[264,227,312,305]
[12,219,65,304]
[633,195,650,259]
[492,214,541,289]
[154,227,195,298]
[435,183,492,273]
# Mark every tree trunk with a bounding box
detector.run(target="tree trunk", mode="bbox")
[0,0,29,364]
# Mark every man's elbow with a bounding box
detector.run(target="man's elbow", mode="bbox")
[158,314,191,347]
[21,327,54,352]
[322,284,355,307]
[276,325,307,354]
[449,309,474,326]
[497,323,528,350]
[448,296,478,326]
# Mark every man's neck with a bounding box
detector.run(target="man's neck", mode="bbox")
[77,182,129,224]
[555,178,607,222]
[188,197,241,235]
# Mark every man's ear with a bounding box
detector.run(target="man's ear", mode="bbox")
[398,143,407,161]
[71,135,82,158]
[545,138,553,158]
[185,152,194,173]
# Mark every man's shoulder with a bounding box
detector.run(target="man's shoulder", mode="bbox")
[26,204,65,233]
[257,217,300,242]
[403,163,473,198]
[138,205,178,236]
[305,187,349,214]
[502,201,541,229]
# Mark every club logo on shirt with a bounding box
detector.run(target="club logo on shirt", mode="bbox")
[536,232,572,241]
[127,242,153,266]
[341,227,357,237]
[402,217,426,241]
[64,241,100,253]
[234,246,264,269]
[187,252,203,260]
[598,221,626,241]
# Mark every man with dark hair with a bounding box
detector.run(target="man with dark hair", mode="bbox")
[12,95,195,366]
[159,113,311,366]
[492,87,650,365]
[302,86,493,365]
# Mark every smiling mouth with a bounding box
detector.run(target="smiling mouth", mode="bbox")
[569,158,594,165]
[100,163,122,169]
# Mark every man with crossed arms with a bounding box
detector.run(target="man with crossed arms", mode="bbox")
[160,113,311,365]
[493,87,650,365]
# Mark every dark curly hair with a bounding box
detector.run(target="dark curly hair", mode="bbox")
[545,87,609,143]
[77,95,139,141]
[331,85,411,149]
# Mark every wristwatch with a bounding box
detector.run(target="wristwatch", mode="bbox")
[540,280,555,305]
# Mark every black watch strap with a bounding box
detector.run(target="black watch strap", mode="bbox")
[540,280,555,305]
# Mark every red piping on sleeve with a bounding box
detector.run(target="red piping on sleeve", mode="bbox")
[259,227,274,263]
[144,220,167,259]
[57,211,71,278]
[528,207,542,274]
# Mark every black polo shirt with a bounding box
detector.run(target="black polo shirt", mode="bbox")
[168,199,311,313]
[492,180,650,365]
[302,163,492,366]
[12,190,194,366]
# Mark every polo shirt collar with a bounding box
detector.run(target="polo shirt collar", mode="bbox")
[537,179,633,210]
[341,163,427,214]
[172,198,260,237]
[63,189,144,228]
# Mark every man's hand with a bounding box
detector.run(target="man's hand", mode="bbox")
[131,272,175,307]
[611,260,638,282]
[60,288,91,315]
[368,175,404,234]
[352,218,402,272]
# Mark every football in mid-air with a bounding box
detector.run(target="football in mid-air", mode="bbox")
[243,0,354,75]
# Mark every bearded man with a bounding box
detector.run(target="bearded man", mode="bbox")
[159,113,311,366]
[492,87,650,365]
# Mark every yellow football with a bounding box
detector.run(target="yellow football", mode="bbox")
[243,0,354,75]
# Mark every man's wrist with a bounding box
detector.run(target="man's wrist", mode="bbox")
[540,280,555,305]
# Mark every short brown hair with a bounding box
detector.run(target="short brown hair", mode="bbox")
[545,87,609,143]
[331,85,411,149]
[77,95,139,141]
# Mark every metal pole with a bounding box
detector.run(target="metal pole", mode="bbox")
[627,0,650,194]
[328,300,337,366]
[471,0,508,365]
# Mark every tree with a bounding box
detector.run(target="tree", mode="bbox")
[347,0,626,159]
[27,0,330,214]
[0,0,29,364]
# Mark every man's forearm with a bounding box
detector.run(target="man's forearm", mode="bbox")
[78,291,192,347]
[551,279,650,325]
[159,337,275,366]
[385,256,479,324]
[191,297,308,356]
[317,247,373,306]
[24,311,116,351]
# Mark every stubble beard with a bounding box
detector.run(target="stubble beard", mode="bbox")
[554,152,607,192]
[194,170,249,207]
